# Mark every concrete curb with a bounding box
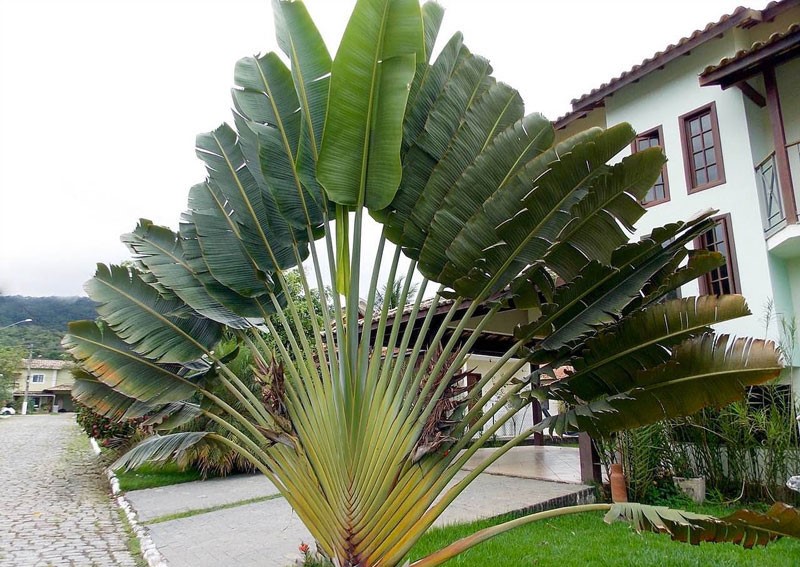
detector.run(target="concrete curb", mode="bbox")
[502,486,597,519]
[90,438,169,567]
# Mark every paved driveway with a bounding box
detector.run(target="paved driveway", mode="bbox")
[126,447,591,567]
[0,414,138,567]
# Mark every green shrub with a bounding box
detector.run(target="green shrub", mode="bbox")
[75,402,143,447]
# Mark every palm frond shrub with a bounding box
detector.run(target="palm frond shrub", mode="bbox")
[599,422,677,504]
[667,386,800,504]
[65,1,800,564]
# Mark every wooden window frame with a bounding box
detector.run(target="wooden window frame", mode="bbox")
[679,102,726,193]
[631,125,670,207]
[694,213,741,295]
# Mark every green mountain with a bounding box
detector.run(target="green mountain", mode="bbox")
[0,296,97,359]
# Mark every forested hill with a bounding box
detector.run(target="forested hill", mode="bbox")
[0,296,97,359]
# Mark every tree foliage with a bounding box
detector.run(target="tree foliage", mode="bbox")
[0,345,25,404]
[65,1,794,565]
[0,295,96,358]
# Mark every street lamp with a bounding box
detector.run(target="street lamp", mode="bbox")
[0,318,32,330]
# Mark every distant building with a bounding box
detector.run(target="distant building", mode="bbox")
[554,0,800,396]
[12,359,75,413]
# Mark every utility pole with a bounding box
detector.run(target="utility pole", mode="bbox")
[21,344,33,415]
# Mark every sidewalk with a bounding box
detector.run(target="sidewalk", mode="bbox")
[125,446,591,567]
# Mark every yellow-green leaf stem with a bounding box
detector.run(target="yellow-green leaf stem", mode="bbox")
[361,390,529,558]
[349,276,434,516]
[351,240,400,470]
[351,289,459,498]
[378,421,538,564]
[335,204,352,296]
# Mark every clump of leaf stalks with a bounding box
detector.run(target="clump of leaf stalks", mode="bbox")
[64,1,800,565]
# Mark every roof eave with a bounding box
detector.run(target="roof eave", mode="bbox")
[699,28,800,88]
[554,8,763,130]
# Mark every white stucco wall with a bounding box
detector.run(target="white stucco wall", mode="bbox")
[777,58,800,147]
[464,354,535,437]
[549,10,800,396]
[591,35,784,342]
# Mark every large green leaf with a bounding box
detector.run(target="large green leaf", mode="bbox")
[317,0,424,210]
[402,1,445,152]
[273,0,331,156]
[272,0,333,229]
[64,321,197,404]
[85,264,222,363]
[112,432,216,471]
[72,372,153,421]
[606,502,800,547]
[403,83,527,257]
[178,215,280,318]
[514,212,717,354]
[378,37,486,242]
[233,53,326,233]
[545,295,751,403]
[431,125,635,297]
[196,124,300,273]
[187,182,276,298]
[122,220,253,329]
[539,334,781,436]
[541,148,664,280]
[636,248,725,310]
[143,402,203,432]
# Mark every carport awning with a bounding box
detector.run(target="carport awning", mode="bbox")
[43,385,72,393]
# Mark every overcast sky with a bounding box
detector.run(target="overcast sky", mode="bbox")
[0,0,760,297]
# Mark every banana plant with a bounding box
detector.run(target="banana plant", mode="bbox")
[65,1,799,565]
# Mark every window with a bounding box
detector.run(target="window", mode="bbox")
[695,214,740,295]
[680,102,725,192]
[31,374,44,383]
[633,126,670,206]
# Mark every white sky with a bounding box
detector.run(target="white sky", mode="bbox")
[0,0,761,297]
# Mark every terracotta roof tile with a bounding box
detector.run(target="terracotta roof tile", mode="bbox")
[43,384,73,392]
[701,22,800,76]
[553,3,790,128]
[23,359,70,370]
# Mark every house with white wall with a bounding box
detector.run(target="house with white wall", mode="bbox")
[12,359,75,413]
[555,0,800,393]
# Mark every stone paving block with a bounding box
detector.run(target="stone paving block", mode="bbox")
[0,414,138,567]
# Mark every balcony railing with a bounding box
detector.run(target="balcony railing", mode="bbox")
[756,141,800,238]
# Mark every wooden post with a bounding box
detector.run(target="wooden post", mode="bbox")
[578,432,602,484]
[764,66,797,223]
[531,399,543,446]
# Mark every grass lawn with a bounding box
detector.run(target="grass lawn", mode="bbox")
[115,462,204,491]
[408,503,800,566]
